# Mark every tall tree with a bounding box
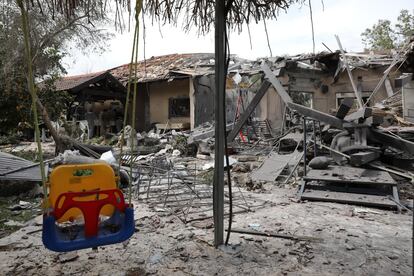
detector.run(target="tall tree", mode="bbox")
[0,1,111,134]
[361,9,414,51]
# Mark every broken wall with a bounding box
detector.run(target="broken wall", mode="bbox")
[330,67,397,112]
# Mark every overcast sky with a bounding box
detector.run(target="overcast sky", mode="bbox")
[63,0,414,75]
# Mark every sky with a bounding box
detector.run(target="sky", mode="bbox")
[63,0,414,75]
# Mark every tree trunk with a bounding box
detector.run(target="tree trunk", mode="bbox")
[36,98,65,154]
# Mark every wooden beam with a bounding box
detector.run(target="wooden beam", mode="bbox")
[335,35,364,108]
[226,80,271,142]
[287,102,344,129]
[261,62,292,104]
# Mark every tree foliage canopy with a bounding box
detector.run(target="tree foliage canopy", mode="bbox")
[0,0,111,134]
[12,0,301,33]
[361,9,414,51]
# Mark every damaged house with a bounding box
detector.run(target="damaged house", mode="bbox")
[54,53,258,135]
[51,71,127,138]
[52,50,413,141]
[109,53,259,131]
[254,51,412,130]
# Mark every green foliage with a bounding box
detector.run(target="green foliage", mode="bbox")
[361,9,414,50]
[0,1,111,135]
[361,19,396,50]
[396,9,414,40]
[0,134,21,145]
[0,72,74,134]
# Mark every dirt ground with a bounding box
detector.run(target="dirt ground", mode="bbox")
[0,185,412,276]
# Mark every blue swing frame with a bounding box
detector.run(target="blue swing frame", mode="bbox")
[42,207,135,252]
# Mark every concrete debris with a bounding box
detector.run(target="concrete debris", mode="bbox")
[4,221,24,227]
[308,156,331,170]
[58,252,79,263]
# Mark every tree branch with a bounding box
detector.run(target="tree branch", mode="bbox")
[31,13,90,63]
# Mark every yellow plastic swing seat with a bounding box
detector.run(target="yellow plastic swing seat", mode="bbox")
[48,163,118,223]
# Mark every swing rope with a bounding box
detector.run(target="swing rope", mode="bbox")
[17,0,49,211]
[118,0,143,206]
[19,0,143,212]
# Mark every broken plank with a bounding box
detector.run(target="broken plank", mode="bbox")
[261,62,292,104]
[227,80,271,142]
[287,102,344,129]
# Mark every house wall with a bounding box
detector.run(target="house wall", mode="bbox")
[130,83,150,132]
[328,67,398,113]
[403,80,414,123]
[258,66,400,130]
[147,78,191,126]
[257,85,286,130]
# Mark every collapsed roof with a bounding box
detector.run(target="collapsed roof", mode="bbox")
[50,44,414,99]
[108,53,256,84]
[49,71,127,101]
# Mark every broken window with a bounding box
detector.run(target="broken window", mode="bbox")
[168,97,190,118]
[290,91,313,108]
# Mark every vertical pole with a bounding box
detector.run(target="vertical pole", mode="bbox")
[312,120,317,157]
[213,0,225,247]
[303,117,307,176]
